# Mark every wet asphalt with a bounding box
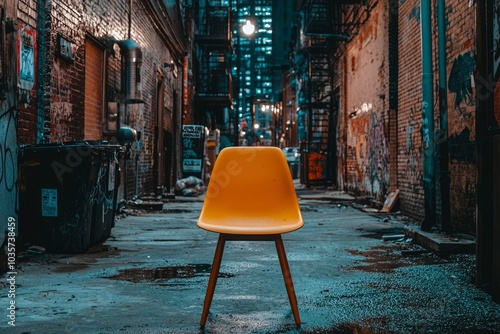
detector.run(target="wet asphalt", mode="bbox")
[3,183,500,334]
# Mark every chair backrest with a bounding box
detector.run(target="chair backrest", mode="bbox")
[197,146,303,235]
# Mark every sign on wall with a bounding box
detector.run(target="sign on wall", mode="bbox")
[16,22,36,105]
[182,125,206,178]
[57,33,75,62]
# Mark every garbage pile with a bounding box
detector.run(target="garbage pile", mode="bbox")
[175,176,205,196]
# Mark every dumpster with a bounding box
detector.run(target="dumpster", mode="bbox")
[88,143,121,246]
[19,141,121,253]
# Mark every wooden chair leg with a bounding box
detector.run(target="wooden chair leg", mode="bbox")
[275,235,301,326]
[200,234,226,327]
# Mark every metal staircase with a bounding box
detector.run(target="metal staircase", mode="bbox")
[297,0,369,187]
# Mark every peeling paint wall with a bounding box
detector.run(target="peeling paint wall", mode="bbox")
[342,3,390,203]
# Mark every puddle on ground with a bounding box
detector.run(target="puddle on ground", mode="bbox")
[49,246,121,273]
[106,263,235,283]
[346,245,446,273]
[53,263,90,273]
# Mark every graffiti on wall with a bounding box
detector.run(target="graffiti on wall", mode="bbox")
[347,104,370,191]
[347,103,389,198]
[494,0,500,80]
[448,52,475,110]
[404,104,423,192]
[493,0,500,125]
[0,106,17,193]
[17,23,37,106]
[408,5,420,22]
[368,113,389,195]
[0,105,18,249]
[51,102,74,141]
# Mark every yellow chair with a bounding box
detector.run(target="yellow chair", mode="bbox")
[197,146,304,327]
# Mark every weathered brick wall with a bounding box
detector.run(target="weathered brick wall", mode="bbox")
[397,0,476,233]
[397,0,426,222]
[48,3,85,142]
[444,1,476,233]
[16,0,39,144]
[341,2,390,203]
[41,0,184,197]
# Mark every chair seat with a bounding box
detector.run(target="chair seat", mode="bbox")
[197,217,303,235]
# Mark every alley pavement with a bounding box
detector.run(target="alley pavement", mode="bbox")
[3,182,500,334]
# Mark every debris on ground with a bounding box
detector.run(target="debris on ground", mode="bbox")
[175,176,205,196]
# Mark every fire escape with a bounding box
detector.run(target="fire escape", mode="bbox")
[297,0,369,187]
[193,2,235,144]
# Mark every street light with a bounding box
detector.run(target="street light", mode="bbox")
[242,19,255,36]
[235,16,256,145]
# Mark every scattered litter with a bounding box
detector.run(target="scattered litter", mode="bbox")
[175,176,205,196]
[27,245,46,254]
[381,189,399,213]
[382,234,406,241]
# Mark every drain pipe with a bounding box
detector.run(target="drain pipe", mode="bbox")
[420,0,436,231]
[438,0,451,232]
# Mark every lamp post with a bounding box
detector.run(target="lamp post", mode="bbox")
[235,16,256,145]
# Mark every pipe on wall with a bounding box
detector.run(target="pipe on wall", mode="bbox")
[437,0,451,232]
[420,0,436,231]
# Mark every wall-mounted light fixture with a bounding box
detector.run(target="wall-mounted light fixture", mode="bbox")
[164,60,178,78]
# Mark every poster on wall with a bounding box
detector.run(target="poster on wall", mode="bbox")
[182,125,206,178]
[16,22,37,105]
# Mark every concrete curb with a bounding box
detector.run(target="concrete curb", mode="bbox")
[404,226,476,255]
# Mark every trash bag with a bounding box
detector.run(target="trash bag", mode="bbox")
[175,176,205,196]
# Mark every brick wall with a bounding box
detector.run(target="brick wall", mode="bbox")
[397,0,426,222]
[341,2,390,203]
[444,1,476,233]
[37,0,184,198]
[397,0,476,233]
[49,3,85,142]
[334,0,477,232]
[16,0,39,144]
